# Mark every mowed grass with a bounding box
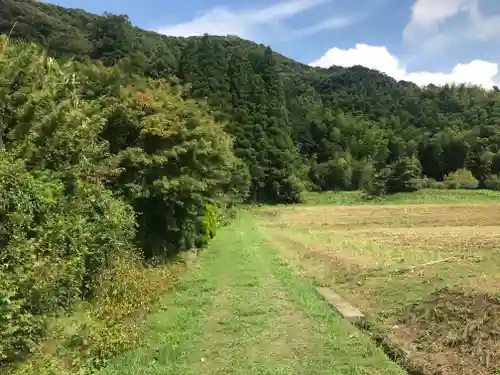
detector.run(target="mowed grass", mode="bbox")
[96,214,403,375]
[258,196,500,375]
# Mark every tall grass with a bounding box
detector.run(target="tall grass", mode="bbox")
[8,251,180,375]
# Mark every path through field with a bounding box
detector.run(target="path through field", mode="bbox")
[97,214,403,375]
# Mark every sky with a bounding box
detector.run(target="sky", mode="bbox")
[44,0,500,87]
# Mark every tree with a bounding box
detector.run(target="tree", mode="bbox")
[103,82,249,256]
[310,154,353,190]
[364,157,422,197]
[5,0,500,205]
[386,156,422,193]
[90,13,135,66]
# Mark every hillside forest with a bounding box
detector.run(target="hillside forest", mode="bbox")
[2,0,500,372]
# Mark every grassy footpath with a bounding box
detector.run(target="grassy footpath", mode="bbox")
[97,214,404,375]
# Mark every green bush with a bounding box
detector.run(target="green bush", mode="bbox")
[103,83,249,257]
[444,169,479,189]
[386,157,422,193]
[364,157,422,198]
[199,203,218,246]
[11,251,177,375]
[0,155,135,364]
[363,168,390,198]
[419,177,444,189]
[485,174,500,191]
[311,156,353,191]
[351,159,374,190]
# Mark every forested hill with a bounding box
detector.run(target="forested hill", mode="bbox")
[3,0,500,202]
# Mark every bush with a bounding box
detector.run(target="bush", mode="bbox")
[363,168,390,198]
[351,159,374,190]
[444,169,479,189]
[419,177,444,189]
[310,156,353,191]
[104,82,249,257]
[363,157,422,198]
[10,251,177,375]
[484,174,500,191]
[444,179,461,189]
[199,203,219,246]
[0,155,135,365]
[386,157,422,193]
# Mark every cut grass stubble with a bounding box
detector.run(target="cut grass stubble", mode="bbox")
[260,202,500,375]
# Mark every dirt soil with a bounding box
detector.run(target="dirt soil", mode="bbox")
[391,287,500,375]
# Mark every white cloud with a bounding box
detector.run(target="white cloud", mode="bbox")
[310,44,499,87]
[404,0,500,51]
[293,15,356,37]
[156,0,329,38]
[404,0,477,40]
[275,14,356,43]
[157,7,247,37]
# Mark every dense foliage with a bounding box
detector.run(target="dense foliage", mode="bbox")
[0,37,247,365]
[3,0,500,200]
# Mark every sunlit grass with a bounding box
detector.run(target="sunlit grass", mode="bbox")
[301,189,500,206]
[96,214,403,375]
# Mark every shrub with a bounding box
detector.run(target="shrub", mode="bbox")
[386,156,422,193]
[310,156,353,191]
[363,167,390,198]
[103,82,249,257]
[444,169,479,189]
[199,203,219,246]
[444,179,461,189]
[363,157,422,198]
[0,39,109,183]
[0,155,135,365]
[10,251,177,375]
[351,159,374,190]
[485,174,500,191]
[0,38,141,366]
[419,177,444,189]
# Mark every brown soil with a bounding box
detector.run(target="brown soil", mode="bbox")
[392,288,500,375]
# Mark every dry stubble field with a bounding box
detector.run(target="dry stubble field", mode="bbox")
[259,202,500,375]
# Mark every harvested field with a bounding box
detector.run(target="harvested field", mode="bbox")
[259,202,500,375]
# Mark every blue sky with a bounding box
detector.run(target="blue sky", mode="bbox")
[45,0,500,86]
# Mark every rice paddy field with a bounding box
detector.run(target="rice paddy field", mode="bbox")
[257,191,500,375]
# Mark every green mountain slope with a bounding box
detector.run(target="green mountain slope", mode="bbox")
[3,0,500,200]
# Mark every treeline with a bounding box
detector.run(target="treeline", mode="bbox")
[0,38,248,366]
[3,0,500,201]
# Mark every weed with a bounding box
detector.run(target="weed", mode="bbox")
[8,251,178,375]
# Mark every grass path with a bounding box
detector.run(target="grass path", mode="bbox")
[97,214,404,375]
